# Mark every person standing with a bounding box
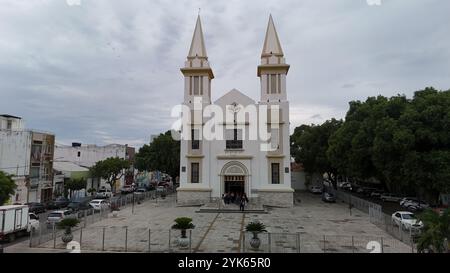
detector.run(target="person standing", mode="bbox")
[239,193,248,211]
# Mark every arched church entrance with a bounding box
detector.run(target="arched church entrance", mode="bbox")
[220,162,249,196]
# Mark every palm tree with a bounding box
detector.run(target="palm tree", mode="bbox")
[417,208,449,253]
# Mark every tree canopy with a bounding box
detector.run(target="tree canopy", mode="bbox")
[290,118,342,187]
[90,157,130,192]
[291,87,450,202]
[134,130,180,179]
[0,171,16,205]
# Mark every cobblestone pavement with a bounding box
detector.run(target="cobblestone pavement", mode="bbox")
[15,192,412,253]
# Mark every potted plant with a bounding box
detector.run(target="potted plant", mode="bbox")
[172,217,195,248]
[57,218,80,244]
[245,221,267,249]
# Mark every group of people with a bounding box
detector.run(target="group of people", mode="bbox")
[222,192,249,211]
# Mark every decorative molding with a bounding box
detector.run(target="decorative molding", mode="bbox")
[257,64,290,77]
[177,187,212,192]
[186,154,204,159]
[266,154,285,158]
[217,155,253,160]
[181,67,214,79]
[257,188,295,193]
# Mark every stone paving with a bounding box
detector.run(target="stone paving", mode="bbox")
[18,192,412,253]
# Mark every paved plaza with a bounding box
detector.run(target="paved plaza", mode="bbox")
[7,192,412,253]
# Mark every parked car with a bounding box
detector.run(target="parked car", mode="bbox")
[67,198,92,212]
[136,187,147,193]
[370,190,384,199]
[404,200,430,212]
[95,188,113,199]
[309,185,322,194]
[400,197,417,207]
[339,182,352,191]
[89,199,110,211]
[25,202,46,214]
[46,210,76,229]
[44,200,59,210]
[322,192,336,203]
[391,211,423,231]
[54,197,70,208]
[45,197,70,210]
[381,193,403,203]
[120,185,135,194]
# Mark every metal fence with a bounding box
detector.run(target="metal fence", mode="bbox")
[335,190,375,214]
[31,226,196,253]
[29,207,109,248]
[241,232,413,253]
[336,190,418,252]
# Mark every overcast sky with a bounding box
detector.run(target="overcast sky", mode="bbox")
[1,0,449,148]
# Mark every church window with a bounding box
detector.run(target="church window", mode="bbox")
[270,127,279,150]
[226,129,243,149]
[192,128,200,150]
[271,163,280,184]
[191,163,199,183]
[193,76,200,95]
[271,74,277,94]
[278,74,281,93]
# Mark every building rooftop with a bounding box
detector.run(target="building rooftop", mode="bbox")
[0,114,22,119]
[53,161,89,172]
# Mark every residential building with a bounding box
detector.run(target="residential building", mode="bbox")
[0,115,55,204]
[54,143,135,191]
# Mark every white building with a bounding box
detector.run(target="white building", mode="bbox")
[177,16,294,207]
[54,143,135,190]
[0,115,55,204]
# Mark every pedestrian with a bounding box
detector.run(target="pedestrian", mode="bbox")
[239,195,247,211]
[242,192,249,203]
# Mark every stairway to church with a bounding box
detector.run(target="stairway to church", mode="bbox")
[196,199,267,214]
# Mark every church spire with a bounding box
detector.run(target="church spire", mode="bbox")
[188,15,208,59]
[261,15,284,58]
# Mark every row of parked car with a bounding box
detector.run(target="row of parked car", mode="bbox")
[308,185,337,203]
[45,198,110,229]
[338,182,431,212]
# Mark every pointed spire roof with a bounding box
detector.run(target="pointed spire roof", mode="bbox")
[188,15,208,59]
[261,15,284,57]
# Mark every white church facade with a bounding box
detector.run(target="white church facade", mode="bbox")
[176,15,294,207]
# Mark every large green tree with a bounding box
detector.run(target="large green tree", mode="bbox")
[0,171,16,205]
[65,178,87,198]
[134,130,180,179]
[291,119,342,188]
[327,87,450,201]
[90,157,130,193]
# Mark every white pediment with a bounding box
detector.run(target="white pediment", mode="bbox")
[214,89,255,108]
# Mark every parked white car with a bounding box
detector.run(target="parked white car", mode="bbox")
[89,199,110,211]
[95,188,112,199]
[381,193,403,202]
[309,185,323,194]
[391,211,423,230]
[46,210,76,229]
